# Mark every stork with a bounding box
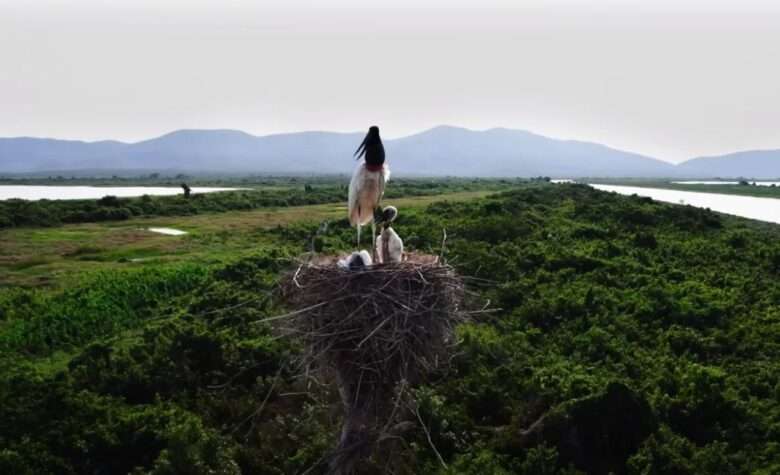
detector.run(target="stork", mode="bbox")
[337,250,373,271]
[374,206,403,264]
[348,126,390,253]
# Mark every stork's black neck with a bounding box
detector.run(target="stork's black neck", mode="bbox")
[364,140,385,166]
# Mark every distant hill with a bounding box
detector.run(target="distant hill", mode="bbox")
[387,126,673,177]
[0,129,365,176]
[677,150,780,179]
[1,126,777,178]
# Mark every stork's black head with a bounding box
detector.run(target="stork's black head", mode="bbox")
[349,254,365,270]
[354,125,385,165]
[347,250,372,270]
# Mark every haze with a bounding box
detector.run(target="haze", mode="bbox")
[1,0,779,163]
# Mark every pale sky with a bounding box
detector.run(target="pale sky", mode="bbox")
[1,0,779,163]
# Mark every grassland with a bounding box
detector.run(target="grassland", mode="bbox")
[0,190,493,287]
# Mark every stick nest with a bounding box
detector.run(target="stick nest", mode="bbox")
[280,252,468,473]
[281,252,466,386]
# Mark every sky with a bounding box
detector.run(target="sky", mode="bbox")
[1,0,779,163]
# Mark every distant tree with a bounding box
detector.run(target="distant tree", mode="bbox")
[97,195,122,207]
[181,183,192,199]
[738,180,749,186]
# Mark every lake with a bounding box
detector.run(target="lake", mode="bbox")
[590,184,780,224]
[0,185,240,201]
[673,181,780,187]
[147,227,188,236]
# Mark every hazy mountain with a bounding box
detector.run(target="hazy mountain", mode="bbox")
[387,126,674,177]
[2,126,773,178]
[0,138,127,172]
[677,150,780,179]
[0,129,364,176]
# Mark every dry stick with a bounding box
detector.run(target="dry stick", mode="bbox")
[356,317,392,349]
[232,362,285,438]
[353,369,365,406]
[438,228,448,262]
[380,379,409,436]
[196,294,268,318]
[292,264,304,288]
[298,452,330,475]
[208,361,266,391]
[251,300,332,325]
[278,391,309,397]
[414,404,448,469]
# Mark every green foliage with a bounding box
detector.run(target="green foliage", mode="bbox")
[0,264,209,354]
[143,417,241,475]
[2,183,780,473]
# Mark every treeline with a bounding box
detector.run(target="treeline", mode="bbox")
[0,188,341,228]
[0,178,514,229]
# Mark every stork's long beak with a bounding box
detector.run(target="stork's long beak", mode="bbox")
[353,136,367,159]
[373,207,385,225]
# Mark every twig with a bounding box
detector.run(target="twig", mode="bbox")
[357,317,391,349]
[438,228,448,262]
[414,404,447,469]
[292,264,304,288]
[232,363,285,438]
[251,301,331,325]
[196,294,268,317]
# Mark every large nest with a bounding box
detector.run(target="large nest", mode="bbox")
[280,252,466,473]
[282,252,465,386]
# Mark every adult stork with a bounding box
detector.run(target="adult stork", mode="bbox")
[348,126,390,251]
[374,206,403,264]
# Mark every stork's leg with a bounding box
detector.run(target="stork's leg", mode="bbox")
[357,224,361,247]
[371,221,377,262]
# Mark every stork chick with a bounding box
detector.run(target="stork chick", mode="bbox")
[374,205,403,264]
[337,250,373,271]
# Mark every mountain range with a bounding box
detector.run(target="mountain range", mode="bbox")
[1,126,778,178]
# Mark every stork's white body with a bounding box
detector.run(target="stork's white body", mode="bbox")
[348,163,390,227]
[375,226,403,264]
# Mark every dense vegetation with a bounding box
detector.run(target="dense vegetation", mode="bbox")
[0,177,514,228]
[1,183,780,473]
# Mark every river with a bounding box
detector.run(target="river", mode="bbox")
[672,181,780,186]
[589,184,780,224]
